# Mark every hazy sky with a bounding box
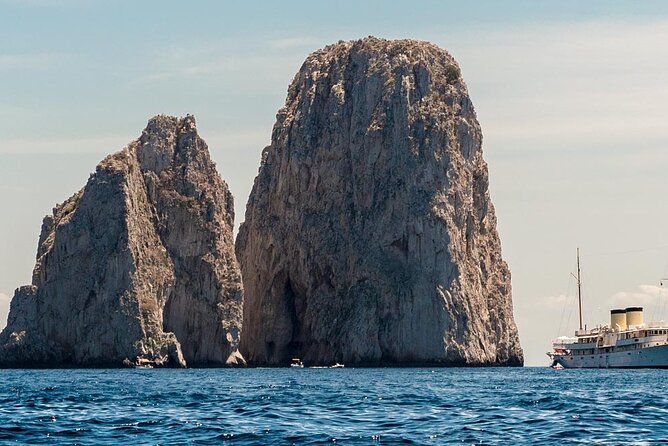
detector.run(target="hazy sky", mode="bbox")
[2,0,668,366]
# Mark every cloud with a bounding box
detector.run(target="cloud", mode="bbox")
[146,17,668,158]
[608,284,668,309]
[524,294,576,311]
[143,53,299,84]
[268,37,317,50]
[0,135,130,154]
[139,35,316,86]
[0,293,9,330]
[0,0,84,6]
[0,53,71,69]
[429,18,668,153]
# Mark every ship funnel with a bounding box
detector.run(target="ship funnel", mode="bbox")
[626,307,644,328]
[610,309,627,331]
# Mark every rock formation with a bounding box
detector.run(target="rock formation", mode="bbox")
[0,115,244,367]
[237,37,523,366]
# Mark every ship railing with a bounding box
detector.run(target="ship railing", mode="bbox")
[552,337,577,345]
[574,326,610,336]
[646,322,668,329]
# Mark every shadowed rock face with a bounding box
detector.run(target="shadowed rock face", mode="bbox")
[0,115,244,368]
[237,37,523,367]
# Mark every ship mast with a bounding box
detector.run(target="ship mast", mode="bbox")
[577,248,583,330]
[570,248,583,330]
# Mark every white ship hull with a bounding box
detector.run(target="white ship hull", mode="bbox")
[552,343,668,369]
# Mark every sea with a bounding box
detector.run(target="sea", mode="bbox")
[0,367,666,445]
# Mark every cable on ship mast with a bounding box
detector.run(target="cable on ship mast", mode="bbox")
[571,248,583,331]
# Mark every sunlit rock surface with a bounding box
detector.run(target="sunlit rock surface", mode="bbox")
[0,115,244,368]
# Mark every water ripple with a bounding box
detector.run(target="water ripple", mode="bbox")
[1,368,667,444]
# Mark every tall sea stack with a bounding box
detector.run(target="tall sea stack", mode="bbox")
[237,37,523,366]
[0,115,244,367]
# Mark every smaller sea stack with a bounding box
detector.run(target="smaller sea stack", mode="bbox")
[0,115,244,368]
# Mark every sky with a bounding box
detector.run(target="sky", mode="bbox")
[1,0,668,366]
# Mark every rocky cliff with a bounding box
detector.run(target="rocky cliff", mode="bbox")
[0,115,244,367]
[237,37,523,366]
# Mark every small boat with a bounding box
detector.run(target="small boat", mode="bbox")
[135,364,154,369]
[290,358,304,368]
[330,363,345,368]
[134,357,155,368]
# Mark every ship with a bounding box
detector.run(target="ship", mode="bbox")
[547,249,668,368]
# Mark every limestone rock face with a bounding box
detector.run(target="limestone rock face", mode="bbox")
[0,115,244,367]
[237,37,523,366]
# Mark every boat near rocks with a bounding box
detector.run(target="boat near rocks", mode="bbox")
[548,250,668,368]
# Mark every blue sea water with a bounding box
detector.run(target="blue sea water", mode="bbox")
[1,367,667,445]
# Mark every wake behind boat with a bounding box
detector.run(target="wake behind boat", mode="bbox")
[547,249,668,368]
